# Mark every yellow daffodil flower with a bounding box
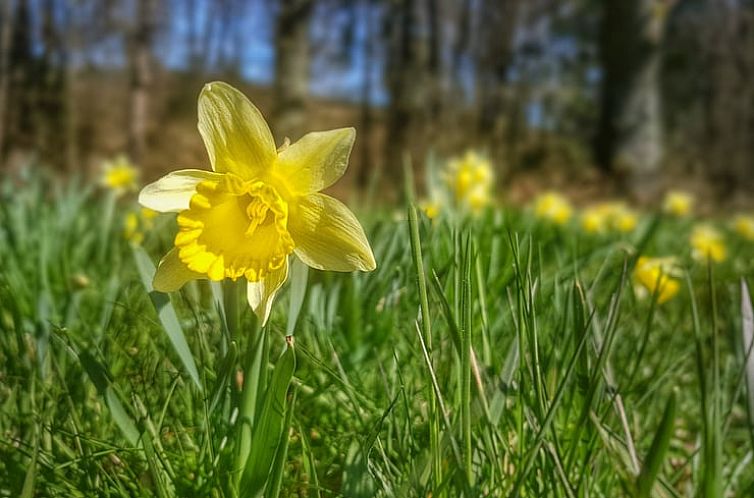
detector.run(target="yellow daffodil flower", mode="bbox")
[690,224,726,263]
[610,204,638,233]
[581,202,638,234]
[633,256,680,304]
[534,192,572,225]
[124,207,160,245]
[663,191,693,217]
[444,151,493,213]
[102,155,139,194]
[139,82,376,324]
[420,199,440,220]
[733,215,754,241]
[581,206,609,234]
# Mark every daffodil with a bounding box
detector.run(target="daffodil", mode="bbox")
[534,192,572,225]
[139,82,376,324]
[663,191,693,217]
[690,224,726,263]
[444,151,493,213]
[633,256,680,304]
[609,203,638,233]
[420,199,440,220]
[124,207,159,245]
[581,202,638,234]
[581,206,608,234]
[102,155,139,194]
[733,215,754,241]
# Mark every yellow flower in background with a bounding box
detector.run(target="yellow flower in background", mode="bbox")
[420,199,440,220]
[633,256,680,304]
[139,82,376,325]
[690,224,726,263]
[733,215,754,241]
[444,151,493,213]
[580,202,638,234]
[663,191,693,217]
[610,204,638,233]
[102,155,139,194]
[581,205,610,234]
[534,192,572,225]
[124,207,160,245]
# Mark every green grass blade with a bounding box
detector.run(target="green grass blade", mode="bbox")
[636,391,676,498]
[287,258,309,336]
[132,245,202,390]
[240,341,296,497]
[265,388,298,498]
[740,279,754,453]
[78,351,140,446]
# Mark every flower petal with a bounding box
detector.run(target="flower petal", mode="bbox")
[139,169,223,213]
[288,193,376,272]
[274,127,355,194]
[198,81,277,179]
[247,258,289,326]
[153,248,204,292]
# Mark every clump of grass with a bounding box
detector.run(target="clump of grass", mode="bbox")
[1,163,754,496]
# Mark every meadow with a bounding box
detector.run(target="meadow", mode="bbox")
[1,155,754,498]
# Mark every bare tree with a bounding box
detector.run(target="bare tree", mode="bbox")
[273,0,314,142]
[595,0,675,199]
[384,0,428,184]
[357,0,377,188]
[0,0,15,160]
[475,0,521,166]
[128,0,157,163]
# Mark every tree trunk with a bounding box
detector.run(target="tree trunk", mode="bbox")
[595,0,671,199]
[475,0,520,168]
[0,0,14,161]
[273,0,313,143]
[357,0,375,189]
[384,0,426,188]
[128,0,156,164]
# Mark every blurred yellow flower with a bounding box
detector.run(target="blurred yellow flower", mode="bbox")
[690,225,726,263]
[733,215,754,241]
[139,82,376,324]
[581,205,610,234]
[633,256,680,304]
[663,191,693,217]
[444,151,493,213]
[124,212,143,244]
[534,192,572,225]
[420,199,440,220]
[124,207,160,245]
[611,204,638,233]
[581,202,638,234]
[102,155,139,194]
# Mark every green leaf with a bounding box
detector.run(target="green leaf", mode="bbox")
[265,388,297,498]
[20,441,37,498]
[741,279,754,447]
[79,351,140,446]
[636,391,676,498]
[132,246,202,390]
[286,258,308,336]
[240,343,296,497]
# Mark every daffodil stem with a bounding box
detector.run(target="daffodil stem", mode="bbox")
[234,290,265,486]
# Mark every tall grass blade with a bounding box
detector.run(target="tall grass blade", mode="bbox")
[79,351,140,446]
[132,246,202,390]
[240,341,296,497]
[286,258,309,336]
[740,279,754,450]
[636,391,676,498]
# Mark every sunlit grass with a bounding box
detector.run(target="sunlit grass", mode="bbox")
[1,161,754,496]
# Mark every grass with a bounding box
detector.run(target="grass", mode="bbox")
[1,163,754,497]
